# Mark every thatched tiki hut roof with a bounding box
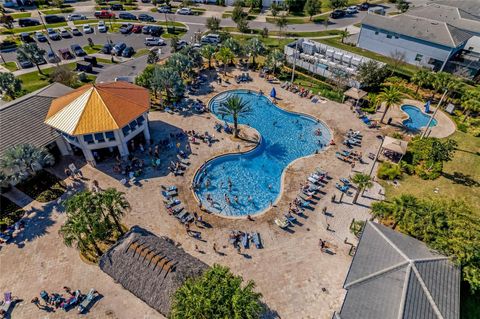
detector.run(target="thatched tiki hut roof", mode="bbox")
[99,226,209,316]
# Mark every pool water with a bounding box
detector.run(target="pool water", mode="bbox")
[401,105,437,132]
[193,90,331,217]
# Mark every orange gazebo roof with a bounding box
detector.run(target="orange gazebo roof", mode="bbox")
[45,82,150,135]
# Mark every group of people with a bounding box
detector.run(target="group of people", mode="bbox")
[64,163,83,180]
[187,130,216,147]
[32,287,79,312]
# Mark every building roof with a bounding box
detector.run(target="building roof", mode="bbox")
[0,83,73,157]
[344,87,368,100]
[99,226,209,316]
[361,13,473,47]
[432,0,480,17]
[382,136,408,155]
[45,82,150,135]
[408,3,480,35]
[337,221,460,319]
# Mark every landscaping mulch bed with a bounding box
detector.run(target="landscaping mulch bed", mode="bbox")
[0,195,24,231]
[15,170,66,203]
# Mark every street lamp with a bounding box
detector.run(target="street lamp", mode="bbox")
[37,8,58,66]
[421,89,447,139]
[290,38,298,83]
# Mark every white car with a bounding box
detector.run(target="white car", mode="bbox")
[83,24,93,34]
[144,37,165,46]
[67,14,87,21]
[176,7,192,15]
[201,33,220,44]
[98,21,107,33]
[345,6,358,14]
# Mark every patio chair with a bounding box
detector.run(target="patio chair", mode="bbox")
[78,288,97,314]
[1,292,12,312]
[242,233,249,249]
[252,232,262,249]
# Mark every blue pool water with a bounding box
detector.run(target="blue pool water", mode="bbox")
[193,90,331,217]
[401,105,437,132]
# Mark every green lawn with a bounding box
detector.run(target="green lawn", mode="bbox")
[40,7,75,14]
[1,61,19,72]
[73,19,99,25]
[134,48,150,57]
[265,13,328,24]
[157,21,188,28]
[231,34,292,50]
[222,27,341,38]
[82,44,103,54]
[317,37,421,77]
[10,12,31,18]
[162,29,187,38]
[222,12,257,20]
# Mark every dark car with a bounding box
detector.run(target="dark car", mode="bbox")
[20,32,35,43]
[102,43,113,54]
[17,57,33,69]
[119,23,133,34]
[141,0,151,3]
[110,3,124,10]
[70,44,86,57]
[44,15,66,23]
[138,14,155,22]
[142,25,151,34]
[132,25,143,33]
[121,46,135,57]
[330,9,346,19]
[149,26,163,36]
[358,2,370,10]
[118,12,137,20]
[112,42,126,55]
[18,18,40,27]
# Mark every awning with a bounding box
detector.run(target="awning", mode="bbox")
[382,136,408,155]
[344,87,368,100]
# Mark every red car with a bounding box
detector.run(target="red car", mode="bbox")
[94,10,115,19]
[132,25,143,33]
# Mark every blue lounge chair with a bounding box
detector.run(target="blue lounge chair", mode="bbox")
[242,233,249,249]
[285,214,297,223]
[252,232,262,249]
[164,199,180,208]
[78,289,97,314]
[340,178,351,185]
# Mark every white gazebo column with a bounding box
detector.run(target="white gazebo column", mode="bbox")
[114,130,129,157]
[82,148,96,167]
[143,125,151,143]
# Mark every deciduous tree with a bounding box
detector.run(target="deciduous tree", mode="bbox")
[304,0,321,20]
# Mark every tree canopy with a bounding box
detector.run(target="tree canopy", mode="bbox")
[170,264,264,319]
[356,60,389,90]
[0,72,22,100]
[329,0,347,9]
[304,0,321,19]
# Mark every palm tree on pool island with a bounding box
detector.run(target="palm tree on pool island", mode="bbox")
[378,86,403,124]
[217,96,252,138]
[352,173,373,204]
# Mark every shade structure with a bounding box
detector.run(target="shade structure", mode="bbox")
[344,87,367,100]
[270,87,277,99]
[45,82,150,135]
[382,136,408,155]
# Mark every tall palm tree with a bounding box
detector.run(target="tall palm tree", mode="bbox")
[17,43,46,75]
[246,37,265,67]
[275,14,288,42]
[390,194,417,229]
[98,188,130,235]
[339,28,350,44]
[152,66,185,101]
[377,86,403,123]
[223,38,243,65]
[217,96,252,138]
[351,173,373,204]
[461,86,480,122]
[215,46,234,75]
[411,70,431,94]
[0,143,54,183]
[166,52,193,79]
[266,49,285,75]
[200,44,216,69]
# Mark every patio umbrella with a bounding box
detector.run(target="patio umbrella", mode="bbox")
[424,100,431,113]
[270,87,277,99]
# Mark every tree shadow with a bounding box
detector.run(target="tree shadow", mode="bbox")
[261,302,282,319]
[442,172,480,187]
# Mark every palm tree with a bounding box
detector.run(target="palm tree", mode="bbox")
[217,96,252,138]
[215,46,234,75]
[461,87,480,122]
[17,43,46,75]
[246,37,265,67]
[377,86,403,123]
[275,14,288,40]
[166,52,193,78]
[98,188,130,235]
[339,28,350,43]
[411,70,431,94]
[0,144,54,183]
[152,66,185,101]
[266,49,285,75]
[223,38,243,64]
[200,44,216,69]
[390,194,417,229]
[0,72,22,100]
[351,173,373,204]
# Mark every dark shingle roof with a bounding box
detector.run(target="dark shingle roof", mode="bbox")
[337,221,460,319]
[99,226,209,317]
[0,83,73,156]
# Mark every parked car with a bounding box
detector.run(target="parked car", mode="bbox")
[118,12,137,20]
[20,32,34,43]
[17,57,33,68]
[141,0,151,3]
[94,10,115,19]
[330,9,346,19]
[112,42,126,55]
[83,24,94,34]
[176,39,188,50]
[357,2,370,10]
[144,37,165,46]
[110,3,124,10]
[44,15,65,23]
[58,48,74,60]
[132,25,143,33]
[345,6,358,14]
[98,21,108,33]
[176,7,192,15]
[201,33,220,44]
[71,27,81,36]
[368,6,386,15]
[60,28,71,38]
[35,31,47,42]
[138,13,155,22]
[18,18,40,27]
[46,49,60,63]
[157,6,171,13]
[119,23,133,34]
[71,44,86,57]
[142,25,151,34]
[67,14,87,21]
[149,26,163,36]
[102,42,113,54]
[47,28,61,40]
[121,46,135,57]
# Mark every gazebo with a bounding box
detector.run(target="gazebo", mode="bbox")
[44,82,150,166]
[343,87,368,107]
[381,136,408,162]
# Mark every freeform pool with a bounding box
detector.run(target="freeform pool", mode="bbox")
[193,90,331,217]
[401,104,437,132]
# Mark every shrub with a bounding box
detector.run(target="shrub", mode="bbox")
[457,123,468,133]
[377,162,402,180]
[415,162,442,180]
[399,162,415,175]
[390,132,404,139]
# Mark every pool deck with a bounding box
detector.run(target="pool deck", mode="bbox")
[0,70,384,319]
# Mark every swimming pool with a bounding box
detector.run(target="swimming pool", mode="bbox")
[401,105,437,132]
[193,90,331,217]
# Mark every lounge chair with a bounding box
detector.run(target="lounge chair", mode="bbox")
[162,185,177,192]
[284,214,297,223]
[307,176,320,184]
[170,206,184,217]
[335,183,349,193]
[241,233,249,249]
[340,178,351,185]
[182,214,194,224]
[1,292,12,313]
[275,217,290,228]
[251,232,262,249]
[176,211,188,221]
[78,289,97,314]
[164,198,181,208]
[62,290,80,311]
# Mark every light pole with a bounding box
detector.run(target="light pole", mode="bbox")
[421,89,447,139]
[37,8,58,67]
[369,135,384,177]
[290,39,298,83]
